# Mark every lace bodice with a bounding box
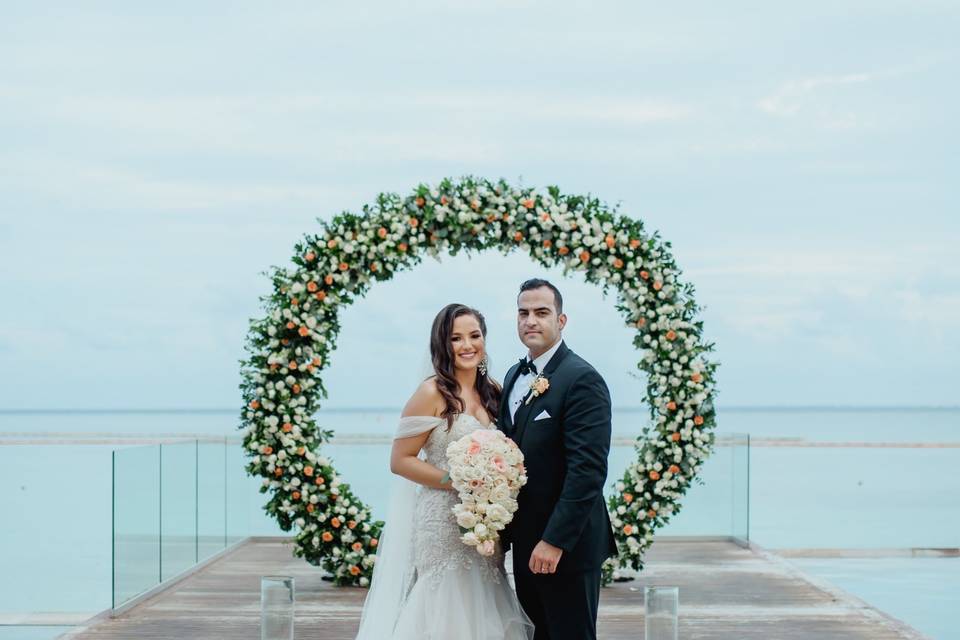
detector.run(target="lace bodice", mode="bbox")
[420,412,489,470]
[407,413,507,590]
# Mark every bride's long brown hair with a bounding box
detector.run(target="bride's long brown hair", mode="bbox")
[429,303,501,430]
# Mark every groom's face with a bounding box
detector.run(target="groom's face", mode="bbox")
[517,286,566,357]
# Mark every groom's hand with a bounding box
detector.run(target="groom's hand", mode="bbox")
[529,540,563,574]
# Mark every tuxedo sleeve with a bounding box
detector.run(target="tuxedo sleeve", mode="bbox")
[541,369,612,552]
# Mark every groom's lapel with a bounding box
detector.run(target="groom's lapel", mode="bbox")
[500,362,523,434]
[513,342,571,446]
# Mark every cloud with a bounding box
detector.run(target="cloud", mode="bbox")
[759,70,886,117]
[0,152,356,212]
[1,85,693,149]
[0,86,695,211]
[685,243,960,348]
[756,59,937,128]
[687,243,959,281]
[893,291,960,341]
[404,93,694,125]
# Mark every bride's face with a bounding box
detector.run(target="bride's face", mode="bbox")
[450,314,485,372]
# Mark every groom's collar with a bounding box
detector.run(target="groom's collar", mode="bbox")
[527,337,564,373]
[510,340,570,445]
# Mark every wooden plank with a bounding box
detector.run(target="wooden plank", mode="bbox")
[59,539,927,640]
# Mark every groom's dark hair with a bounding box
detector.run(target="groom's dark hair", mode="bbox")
[518,278,563,314]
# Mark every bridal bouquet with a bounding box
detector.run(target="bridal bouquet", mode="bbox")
[446,429,527,556]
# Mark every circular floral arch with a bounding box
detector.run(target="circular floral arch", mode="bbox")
[240,177,718,587]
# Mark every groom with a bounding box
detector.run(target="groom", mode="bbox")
[499,278,618,640]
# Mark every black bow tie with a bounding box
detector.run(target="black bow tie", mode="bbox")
[518,358,538,376]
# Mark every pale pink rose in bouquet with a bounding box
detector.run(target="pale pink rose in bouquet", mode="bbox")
[446,428,527,556]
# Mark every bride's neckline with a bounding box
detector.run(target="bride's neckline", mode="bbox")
[402,413,493,428]
[457,412,493,428]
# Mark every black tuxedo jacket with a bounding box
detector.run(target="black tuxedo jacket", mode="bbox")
[498,341,618,574]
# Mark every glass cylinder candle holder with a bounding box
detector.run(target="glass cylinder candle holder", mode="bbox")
[261,575,295,640]
[644,585,679,640]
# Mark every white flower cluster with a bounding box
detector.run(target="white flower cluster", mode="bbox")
[446,429,528,557]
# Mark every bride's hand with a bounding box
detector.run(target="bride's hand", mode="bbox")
[439,471,457,491]
[390,434,452,489]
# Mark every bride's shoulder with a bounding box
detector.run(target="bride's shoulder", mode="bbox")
[401,377,444,418]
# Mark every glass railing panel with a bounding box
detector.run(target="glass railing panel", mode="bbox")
[112,444,160,607]
[0,443,113,614]
[226,438,250,544]
[197,439,226,561]
[608,433,749,538]
[730,433,750,540]
[160,440,197,581]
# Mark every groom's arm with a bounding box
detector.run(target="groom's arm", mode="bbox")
[541,369,612,552]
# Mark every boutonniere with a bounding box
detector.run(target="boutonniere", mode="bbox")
[525,374,550,405]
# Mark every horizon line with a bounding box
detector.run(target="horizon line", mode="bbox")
[0,404,958,414]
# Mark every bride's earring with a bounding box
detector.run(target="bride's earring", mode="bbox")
[478,355,488,377]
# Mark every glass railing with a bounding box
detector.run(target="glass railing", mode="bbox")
[660,432,749,540]
[3,416,750,637]
[112,443,160,607]
[109,431,748,608]
[319,432,751,543]
[607,432,750,541]
[112,437,254,609]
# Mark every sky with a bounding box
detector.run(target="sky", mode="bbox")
[0,1,957,409]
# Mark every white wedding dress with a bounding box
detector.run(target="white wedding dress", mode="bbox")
[355,413,534,640]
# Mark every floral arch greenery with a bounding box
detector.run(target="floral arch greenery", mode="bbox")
[239,176,718,586]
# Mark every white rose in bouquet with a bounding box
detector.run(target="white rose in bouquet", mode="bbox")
[446,428,527,557]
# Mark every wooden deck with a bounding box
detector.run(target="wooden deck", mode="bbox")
[59,538,927,640]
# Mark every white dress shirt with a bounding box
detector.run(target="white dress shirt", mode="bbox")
[508,337,563,422]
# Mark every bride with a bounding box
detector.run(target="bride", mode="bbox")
[355,303,534,639]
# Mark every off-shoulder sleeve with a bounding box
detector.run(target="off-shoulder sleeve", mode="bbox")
[394,415,445,440]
